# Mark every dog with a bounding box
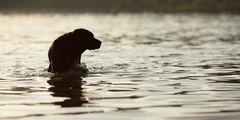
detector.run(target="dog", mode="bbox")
[48,28,101,73]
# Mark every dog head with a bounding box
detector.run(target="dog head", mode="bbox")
[72,28,102,50]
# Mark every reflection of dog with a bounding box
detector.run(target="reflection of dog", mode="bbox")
[48,28,101,73]
[48,77,88,107]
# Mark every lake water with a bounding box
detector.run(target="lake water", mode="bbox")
[0,13,240,120]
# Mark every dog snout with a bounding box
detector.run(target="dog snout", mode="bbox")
[97,40,102,49]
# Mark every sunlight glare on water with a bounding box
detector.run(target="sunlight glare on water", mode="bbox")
[0,13,240,120]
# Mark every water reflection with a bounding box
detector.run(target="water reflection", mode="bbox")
[0,13,240,120]
[48,76,88,107]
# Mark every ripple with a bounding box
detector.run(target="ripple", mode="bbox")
[208,78,240,84]
[0,110,105,120]
[161,53,183,58]
[108,89,136,92]
[89,95,145,100]
[0,13,240,120]
[207,71,240,76]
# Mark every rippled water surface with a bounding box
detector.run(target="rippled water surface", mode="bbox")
[0,13,240,120]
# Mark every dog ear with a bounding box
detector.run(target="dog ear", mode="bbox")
[71,30,81,39]
[72,28,85,37]
[73,28,94,39]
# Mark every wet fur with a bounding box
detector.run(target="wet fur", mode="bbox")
[48,28,101,73]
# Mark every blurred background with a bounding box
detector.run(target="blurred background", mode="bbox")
[0,0,239,14]
[1,0,240,120]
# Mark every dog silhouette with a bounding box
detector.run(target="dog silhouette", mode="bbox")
[48,28,101,73]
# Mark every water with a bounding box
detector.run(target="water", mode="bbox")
[0,13,240,120]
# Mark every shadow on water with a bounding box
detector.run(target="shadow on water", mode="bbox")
[0,76,103,119]
[47,75,88,107]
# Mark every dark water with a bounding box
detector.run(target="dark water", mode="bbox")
[0,13,240,120]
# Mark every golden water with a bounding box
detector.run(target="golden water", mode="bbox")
[0,13,240,120]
